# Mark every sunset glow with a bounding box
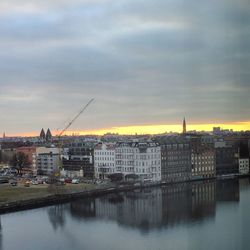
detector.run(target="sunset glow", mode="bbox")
[7,121,250,137]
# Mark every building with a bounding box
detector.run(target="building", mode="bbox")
[35,147,61,175]
[45,129,52,142]
[16,146,36,167]
[183,118,187,134]
[157,136,191,183]
[191,137,216,179]
[39,129,46,141]
[191,146,215,179]
[239,158,249,175]
[62,140,95,178]
[94,142,116,179]
[215,141,239,176]
[115,141,161,182]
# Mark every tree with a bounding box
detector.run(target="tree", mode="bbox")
[11,152,29,174]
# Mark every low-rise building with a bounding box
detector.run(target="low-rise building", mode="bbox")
[62,140,95,178]
[16,146,36,167]
[35,147,61,175]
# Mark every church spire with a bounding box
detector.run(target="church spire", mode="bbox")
[40,128,46,140]
[183,118,186,134]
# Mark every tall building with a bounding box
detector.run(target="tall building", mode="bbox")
[183,118,187,134]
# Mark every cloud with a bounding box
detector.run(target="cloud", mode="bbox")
[0,0,249,134]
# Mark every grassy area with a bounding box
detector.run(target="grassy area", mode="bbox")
[0,185,50,204]
[0,183,96,205]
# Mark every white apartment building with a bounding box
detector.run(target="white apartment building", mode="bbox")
[239,158,249,175]
[94,141,161,182]
[34,147,61,175]
[94,143,116,179]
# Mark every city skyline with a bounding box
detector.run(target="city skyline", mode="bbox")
[3,120,250,137]
[0,0,249,135]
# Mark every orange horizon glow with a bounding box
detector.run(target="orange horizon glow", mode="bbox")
[4,121,250,137]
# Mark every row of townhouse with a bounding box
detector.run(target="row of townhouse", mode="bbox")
[94,136,250,183]
[94,141,161,182]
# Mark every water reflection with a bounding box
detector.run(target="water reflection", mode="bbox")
[47,205,66,231]
[0,179,245,250]
[67,179,240,232]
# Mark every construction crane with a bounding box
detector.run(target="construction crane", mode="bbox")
[55,98,94,177]
[58,98,94,138]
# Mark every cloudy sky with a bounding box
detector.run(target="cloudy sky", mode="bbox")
[0,0,250,135]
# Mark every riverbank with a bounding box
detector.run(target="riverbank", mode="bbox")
[0,182,142,214]
[0,175,249,214]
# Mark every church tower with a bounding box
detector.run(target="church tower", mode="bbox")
[183,118,186,134]
[40,128,46,140]
[46,128,52,141]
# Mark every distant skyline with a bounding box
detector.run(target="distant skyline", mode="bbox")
[0,0,249,135]
[3,120,250,137]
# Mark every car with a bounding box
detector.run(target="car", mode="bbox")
[31,180,38,185]
[65,178,72,184]
[24,181,30,187]
[0,178,9,184]
[37,179,44,184]
[10,181,17,186]
[72,179,79,184]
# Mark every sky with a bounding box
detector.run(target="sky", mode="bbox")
[0,0,250,136]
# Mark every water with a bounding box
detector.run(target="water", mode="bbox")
[0,179,250,250]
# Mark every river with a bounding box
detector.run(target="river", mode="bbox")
[0,178,249,250]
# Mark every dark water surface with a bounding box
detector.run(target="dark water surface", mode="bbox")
[0,179,250,250]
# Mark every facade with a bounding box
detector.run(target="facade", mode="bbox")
[215,141,239,176]
[191,147,215,179]
[94,143,115,179]
[94,141,161,182]
[16,146,36,167]
[239,158,249,175]
[190,137,216,179]
[35,147,61,175]
[115,141,161,182]
[62,141,95,178]
[158,137,191,183]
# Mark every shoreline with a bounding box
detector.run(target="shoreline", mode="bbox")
[0,175,249,215]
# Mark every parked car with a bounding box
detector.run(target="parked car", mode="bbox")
[0,178,9,184]
[65,178,72,184]
[10,180,17,186]
[37,179,44,184]
[24,181,30,187]
[31,180,38,185]
[72,179,79,184]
